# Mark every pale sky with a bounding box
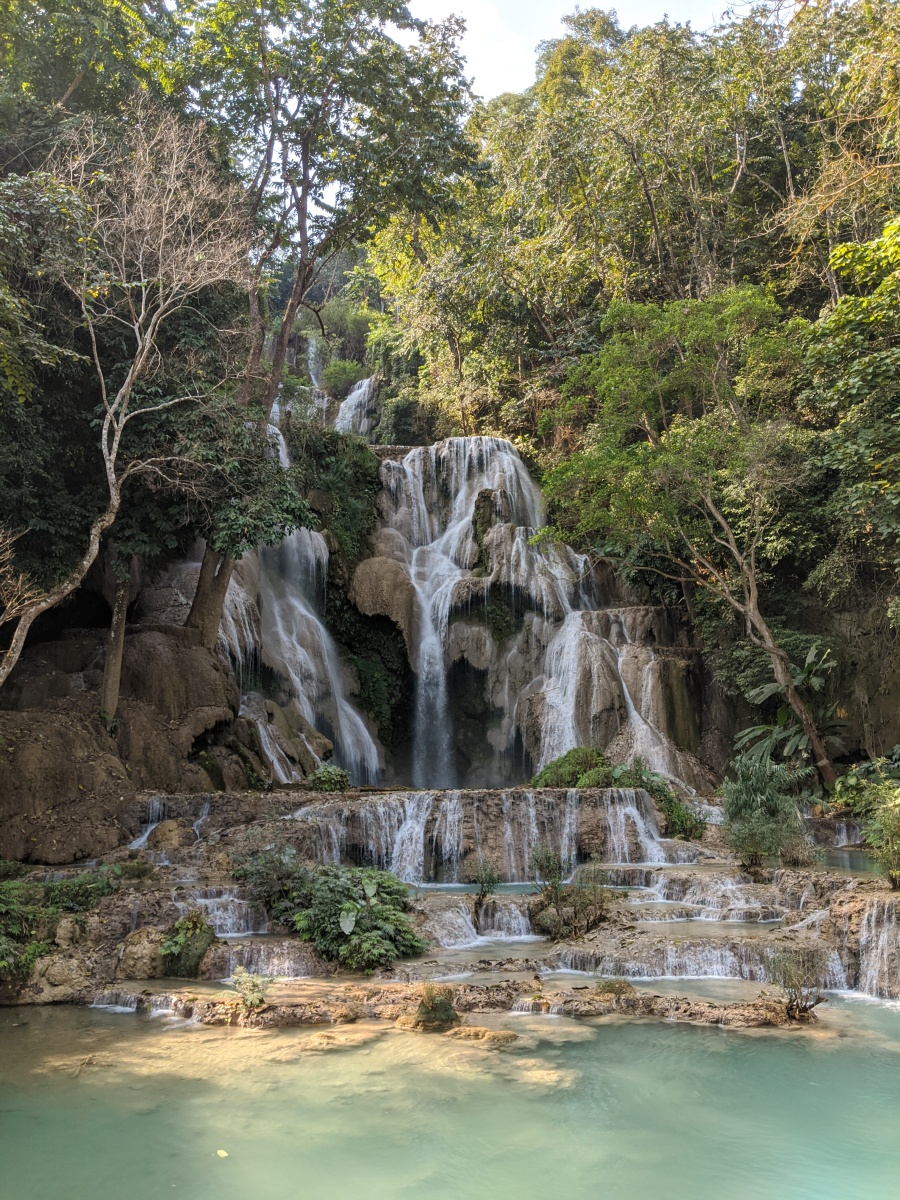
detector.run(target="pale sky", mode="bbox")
[409,0,731,98]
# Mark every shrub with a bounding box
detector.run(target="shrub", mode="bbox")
[0,860,27,882]
[468,858,501,921]
[293,865,427,972]
[862,786,900,888]
[529,850,614,940]
[233,843,313,926]
[232,966,272,1010]
[533,749,705,840]
[593,977,635,996]
[768,947,829,1019]
[308,763,351,792]
[407,982,460,1031]
[0,867,123,979]
[721,756,812,867]
[319,359,367,399]
[160,910,215,978]
[532,748,606,788]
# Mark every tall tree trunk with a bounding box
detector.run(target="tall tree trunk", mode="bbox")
[185,546,235,649]
[0,497,120,689]
[749,609,837,785]
[100,570,131,728]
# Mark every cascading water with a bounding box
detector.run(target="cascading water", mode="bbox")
[377,436,707,790]
[230,425,380,784]
[334,377,378,436]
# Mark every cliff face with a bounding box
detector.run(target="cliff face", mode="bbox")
[0,626,266,862]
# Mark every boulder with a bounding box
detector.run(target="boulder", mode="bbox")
[349,557,416,656]
[116,928,167,980]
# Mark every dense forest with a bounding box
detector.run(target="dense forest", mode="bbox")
[1,0,900,793]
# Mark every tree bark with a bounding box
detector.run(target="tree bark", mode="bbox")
[749,608,838,786]
[0,496,121,689]
[185,546,235,649]
[99,570,131,728]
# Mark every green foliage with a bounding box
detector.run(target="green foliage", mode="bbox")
[160,910,215,978]
[529,849,613,939]
[0,860,27,882]
[534,749,705,839]
[319,359,367,400]
[532,748,607,788]
[859,785,900,887]
[284,420,380,568]
[0,866,121,978]
[308,764,351,793]
[721,757,813,867]
[292,865,426,973]
[593,977,636,997]
[467,859,501,908]
[232,843,312,927]
[410,982,460,1031]
[231,966,272,1010]
[735,644,847,767]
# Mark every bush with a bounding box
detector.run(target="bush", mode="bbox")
[232,966,272,1010]
[308,763,351,792]
[0,867,123,979]
[529,849,614,940]
[407,982,460,1031]
[593,977,635,996]
[233,843,313,926]
[861,785,900,888]
[467,858,501,921]
[160,910,215,978]
[768,946,828,1019]
[721,756,812,867]
[533,749,705,840]
[293,865,427,972]
[319,359,367,399]
[532,748,606,788]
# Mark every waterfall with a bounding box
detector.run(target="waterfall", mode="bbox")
[858,898,900,998]
[250,428,380,784]
[129,797,166,850]
[334,377,377,436]
[602,789,666,864]
[477,897,534,938]
[377,436,705,790]
[290,787,680,883]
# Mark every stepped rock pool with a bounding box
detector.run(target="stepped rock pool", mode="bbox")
[3,993,900,1199]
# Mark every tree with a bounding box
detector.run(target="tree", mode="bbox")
[720,756,810,866]
[177,0,473,628]
[543,288,839,783]
[0,99,251,688]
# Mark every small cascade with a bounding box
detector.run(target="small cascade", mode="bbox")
[835,821,862,848]
[431,792,465,880]
[334,377,378,436]
[176,887,270,938]
[209,938,321,979]
[602,789,666,864]
[555,941,848,987]
[858,898,900,999]
[91,990,140,1012]
[192,799,211,841]
[423,903,481,948]
[291,786,685,883]
[129,797,166,850]
[477,897,534,938]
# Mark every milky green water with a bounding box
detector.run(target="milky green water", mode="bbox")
[2,998,900,1200]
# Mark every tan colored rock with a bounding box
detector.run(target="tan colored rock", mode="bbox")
[349,557,416,655]
[116,928,167,979]
[147,819,191,851]
[27,952,93,1004]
